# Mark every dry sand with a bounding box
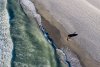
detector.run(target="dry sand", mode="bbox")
[31,0,100,67]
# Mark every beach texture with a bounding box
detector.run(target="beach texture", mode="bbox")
[31,0,100,67]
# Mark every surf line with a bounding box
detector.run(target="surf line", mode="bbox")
[28,1,71,67]
[34,6,71,67]
[19,0,71,67]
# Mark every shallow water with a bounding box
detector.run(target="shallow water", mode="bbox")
[8,0,59,67]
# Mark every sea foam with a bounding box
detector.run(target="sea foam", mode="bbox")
[0,0,13,67]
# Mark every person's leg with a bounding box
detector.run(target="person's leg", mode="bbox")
[67,36,70,41]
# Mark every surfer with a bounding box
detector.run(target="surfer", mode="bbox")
[67,32,78,40]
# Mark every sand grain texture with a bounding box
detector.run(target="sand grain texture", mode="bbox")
[31,0,100,67]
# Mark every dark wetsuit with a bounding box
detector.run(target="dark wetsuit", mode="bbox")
[67,32,78,40]
[68,33,78,37]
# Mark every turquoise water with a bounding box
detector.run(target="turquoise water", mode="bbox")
[7,0,58,67]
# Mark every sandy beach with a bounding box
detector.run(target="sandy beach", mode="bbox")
[31,0,100,67]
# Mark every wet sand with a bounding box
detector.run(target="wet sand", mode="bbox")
[42,17,63,48]
[31,0,100,67]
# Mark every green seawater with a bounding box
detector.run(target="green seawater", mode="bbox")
[7,0,66,67]
[7,0,55,67]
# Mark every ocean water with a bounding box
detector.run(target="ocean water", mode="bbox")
[7,0,64,67]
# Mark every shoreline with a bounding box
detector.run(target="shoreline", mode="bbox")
[41,12,82,67]
[19,0,69,67]
[19,0,82,67]
[27,0,82,67]
[31,0,100,67]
